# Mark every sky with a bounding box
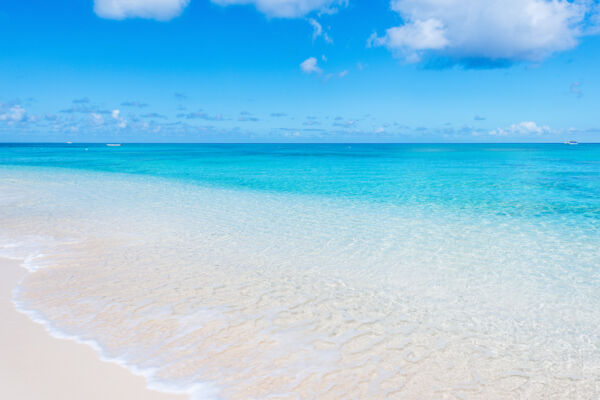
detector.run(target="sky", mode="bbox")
[1,0,600,142]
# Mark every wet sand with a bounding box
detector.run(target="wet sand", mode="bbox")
[0,257,185,400]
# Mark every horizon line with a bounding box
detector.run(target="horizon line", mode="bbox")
[0,141,597,145]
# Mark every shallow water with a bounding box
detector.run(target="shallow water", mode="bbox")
[1,144,599,399]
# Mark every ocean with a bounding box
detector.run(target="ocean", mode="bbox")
[1,143,599,399]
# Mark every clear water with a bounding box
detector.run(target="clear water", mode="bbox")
[1,143,599,399]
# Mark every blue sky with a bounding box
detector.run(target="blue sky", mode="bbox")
[1,0,600,142]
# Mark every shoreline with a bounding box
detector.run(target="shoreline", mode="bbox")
[1,155,599,398]
[0,257,187,400]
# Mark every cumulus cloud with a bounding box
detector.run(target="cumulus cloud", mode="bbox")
[94,0,190,21]
[300,57,322,74]
[212,0,346,18]
[369,18,449,59]
[489,121,550,136]
[371,0,597,65]
[0,104,27,123]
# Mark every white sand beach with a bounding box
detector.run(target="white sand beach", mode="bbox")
[1,166,599,399]
[0,257,185,400]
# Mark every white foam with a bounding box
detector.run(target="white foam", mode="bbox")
[6,242,223,400]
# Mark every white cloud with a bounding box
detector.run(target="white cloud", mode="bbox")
[94,0,190,21]
[0,105,26,123]
[308,18,333,42]
[300,57,322,74]
[370,18,448,55]
[489,121,550,136]
[372,0,597,65]
[90,113,105,125]
[212,0,346,18]
[309,18,322,39]
[338,70,348,77]
[111,109,127,128]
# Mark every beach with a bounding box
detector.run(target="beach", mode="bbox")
[5,0,600,396]
[1,144,599,399]
[0,257,185,400]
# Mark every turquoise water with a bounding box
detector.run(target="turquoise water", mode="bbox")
[1,143,599,399]
[2,143,600,220]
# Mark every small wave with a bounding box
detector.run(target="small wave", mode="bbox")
[3,235,222,400]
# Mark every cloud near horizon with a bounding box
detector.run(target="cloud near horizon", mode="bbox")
[0,103,27,125]
[488,121,551,137]
[3,96,596,142]
[0,104,27,124]
[370,0,599,66]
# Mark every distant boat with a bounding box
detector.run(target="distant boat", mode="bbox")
[106,144,122,147]
[65,141,72,144]
[564,141,579,145]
